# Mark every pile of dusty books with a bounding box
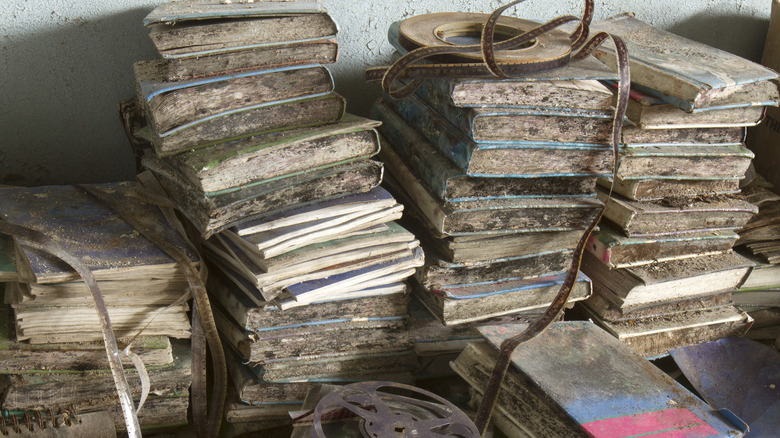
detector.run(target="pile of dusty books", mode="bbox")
[732,176,780,347]
[0,183,193,432]
[131,1,421,434]
[370,17,623,373]
[576,14,780,358]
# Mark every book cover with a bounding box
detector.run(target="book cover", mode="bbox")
[465,321,747,436]
[373,101,600,202]
[589,14,779,112]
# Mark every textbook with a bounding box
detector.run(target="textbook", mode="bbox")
[382,94,613,177]
[616,143,755,181]
[147,92,346,157]
[144,1,338,59]
[134,61,334,136]
[621,125,745,146]
[163,114,381,194]
[374,103,600,202]
[596,176,742,201]
[589,13,779,112]
[143,156,383,237]
[598,188,758,236]
[0,182,196,284]
[580,251,754,312]
[412,273,591,326]
[452,321,748,437]
[586,224,738,268]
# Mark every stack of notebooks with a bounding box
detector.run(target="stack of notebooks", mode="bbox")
[130,1,422,434]
[0,183,194,432]
[370,20,622,327]
[732,177,780,347]
[451,321,748,437]
[576,14,780,358]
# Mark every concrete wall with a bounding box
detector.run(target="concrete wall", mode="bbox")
[0,0,772,185]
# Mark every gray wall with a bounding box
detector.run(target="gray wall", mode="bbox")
[0,0,772,185]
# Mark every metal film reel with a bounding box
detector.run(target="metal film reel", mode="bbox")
[312,381,480,438]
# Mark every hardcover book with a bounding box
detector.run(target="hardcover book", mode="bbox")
[412,273,591,326]
[0,182,196,284]
[589,14,779,112]
[580,250,754,312]
[135,61,335,136]
[596,176,742,201]
[163,114,381,194]
[598,188,758,236]
[586,224,738,268]
[142,157,383,237]
[143,1,338,59]
[616,143,755,181]
[582,305,753,358]
[451,321,748,436]
[374,102,600,202]
[147,92,347,157]
[382,94,613,177]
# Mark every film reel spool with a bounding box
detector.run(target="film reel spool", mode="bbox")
[396,12,572,64]
[312,381,480,438]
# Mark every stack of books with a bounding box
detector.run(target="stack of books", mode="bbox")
[130,1,422,433]
[576,14,779,358]
[0,183,194,431]
[732,177,780,346]
[370,20,623,327]
[451,321,748,437]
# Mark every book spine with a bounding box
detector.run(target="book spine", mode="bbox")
[372,101,460,200]
[381,94,475,173]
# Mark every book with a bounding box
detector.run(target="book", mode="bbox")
[143,156,383,237]
[0,411,117,437]
[216,306,406,364]
[583,305,753,358]
[424,76,614,110]
[451,321,748,437]
[738,256,780,290]
[621,86,766,128]
[373,102,600,202]
[580,251,754,312]
[381,146,603,237]
[243,349,417,383]
[0,304,174,371]
[598,189,758,236]
[147,92,347,157]
[12,304,191,344]
[161,39,339,81]
[0,182,196,284]
[135,61,334,136]
[418,247,573,290]
[616,143,755,180]
[596,176,742,201]
[207,268,409,332]
[162,114,381,194]
[0,341,191,411]
[622,125,745,145]
[423,229,586,264]
[598,189,758,237]
[589,14,779,112]
[413,85,614,144]
[6,277,188,307]
[382,94,613,177]
[143,1,338,59]
[412,273,591,326]
[0,233,16,282]
[587,224,739,268]
[582,288,734,322]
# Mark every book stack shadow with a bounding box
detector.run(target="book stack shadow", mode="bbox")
[369,19,626,380]
[0,183,194,432]
[732,177,780,348]
[131,2,421,434]
[575,14,780,358]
